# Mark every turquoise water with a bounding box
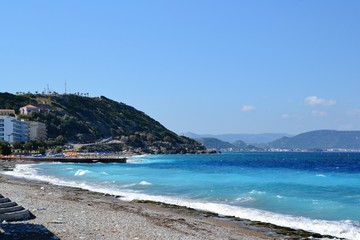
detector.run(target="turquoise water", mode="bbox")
[6,152,360,239]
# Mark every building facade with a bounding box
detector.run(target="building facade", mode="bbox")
[0,116,29,143]
[0,109,16,116]
[28,121,47,141]
[19,105,41,115]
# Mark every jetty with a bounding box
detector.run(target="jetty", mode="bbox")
[0,156,127,164]
[0,194,32,222]
[22,157,127,164]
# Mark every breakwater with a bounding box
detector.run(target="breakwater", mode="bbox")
[2,156,127,164]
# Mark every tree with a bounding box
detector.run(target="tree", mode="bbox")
[0,141,12,155]
[38,147,46,155]
[12,141,23,150]
[146,133,154,143]
[55,146,62,153]
[24,141,35,151]
[55,135,66,145]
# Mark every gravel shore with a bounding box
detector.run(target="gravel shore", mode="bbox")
[0,160,272,240]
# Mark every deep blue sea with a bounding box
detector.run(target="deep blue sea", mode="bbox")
[6,152,360,239]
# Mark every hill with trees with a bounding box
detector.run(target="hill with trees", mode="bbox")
[0,92,205,154]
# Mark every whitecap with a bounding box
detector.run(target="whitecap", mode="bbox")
[235,197,255,203]
[139,181,152,186]
[74,170,89,176]
[249,190,266,195]
[316,174,326,177]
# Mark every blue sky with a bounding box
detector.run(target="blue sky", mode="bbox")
[1,1,359,135]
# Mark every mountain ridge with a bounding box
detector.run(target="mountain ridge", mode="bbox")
[268,130,360,150]
[191,130,360,151]
[184,132,291,144]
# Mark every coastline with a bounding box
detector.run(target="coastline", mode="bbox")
[0,159,337,240]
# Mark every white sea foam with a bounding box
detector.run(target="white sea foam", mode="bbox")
[74,170,89,176]
[126,159,142,163]
[139,181,152,186]
[131,154,151,158]
[121,183,137,188]
[249,190,266,195]
[235,197,255,203]
[3,165,360,239]
[127,154,151,163]
[316,174,326,177]
[7,164,39,176]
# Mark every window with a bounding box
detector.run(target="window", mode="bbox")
[0,128,4,131]
[0,137,3,141]
[0,124,4,127]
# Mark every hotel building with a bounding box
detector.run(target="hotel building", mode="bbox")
[0,116,29,143]
[28,121,47,141]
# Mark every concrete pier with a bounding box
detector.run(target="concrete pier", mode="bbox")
[10,157,127,164]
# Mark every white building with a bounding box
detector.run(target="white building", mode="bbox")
[28,121,47,141]
[19,105,40,115]
[0,116,29,143]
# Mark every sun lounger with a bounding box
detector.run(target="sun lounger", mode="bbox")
[0,194,32,222]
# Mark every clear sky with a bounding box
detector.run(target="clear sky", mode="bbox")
[1,1,359,135]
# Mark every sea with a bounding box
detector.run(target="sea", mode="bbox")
[4,152,360,239]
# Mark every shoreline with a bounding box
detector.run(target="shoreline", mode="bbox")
[0,159,339,240]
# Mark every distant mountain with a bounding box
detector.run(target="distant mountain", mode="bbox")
[232,140,248,148]
[184,132,291,144]
[269,130,360,150]
[195,138,262,152]
[0,92,205,154]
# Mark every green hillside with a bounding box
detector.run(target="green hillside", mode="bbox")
[0,92,205,154]
[269,130,360,150]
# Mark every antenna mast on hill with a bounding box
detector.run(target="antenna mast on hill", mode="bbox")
[65,80,67,94]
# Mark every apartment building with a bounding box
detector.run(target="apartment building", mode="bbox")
[28,121,47,141]
[0,116,29,143]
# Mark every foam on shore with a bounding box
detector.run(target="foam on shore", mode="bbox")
[3,164,360,239]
